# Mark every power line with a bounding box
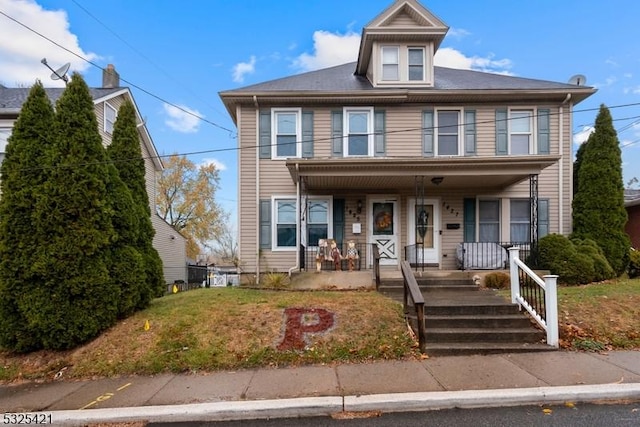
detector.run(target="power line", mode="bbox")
[68,0,231,123]
[0,9,236,136]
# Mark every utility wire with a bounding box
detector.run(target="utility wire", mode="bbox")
[0,9,236,136]
[68,0,231,123]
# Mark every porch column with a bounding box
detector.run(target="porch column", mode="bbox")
[529,174,539,265]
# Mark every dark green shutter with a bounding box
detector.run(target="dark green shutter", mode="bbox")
[259,199,271,249]
[302,111,314,158]
[537,109,550,154]
[538,199,549,238]
[463,198,476,242]
[374,110,386,156]
[422,110,434,157]
[331,110,343,157]
[259,110,271,159]
[333,199,345,247]
[496,109,508,155]
[464,110,476,156]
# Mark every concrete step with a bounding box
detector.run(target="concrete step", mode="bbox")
[426,314,533,329]
[424,342,556,356]
[425,327,545,343]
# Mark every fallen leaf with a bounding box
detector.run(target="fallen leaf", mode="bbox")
[565,402,575,408]
[543,408,553,415]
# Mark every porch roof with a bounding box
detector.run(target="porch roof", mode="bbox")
[286,155,560,191]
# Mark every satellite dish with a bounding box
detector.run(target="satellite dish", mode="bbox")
[568,74,587,86]
[40,58,70,84]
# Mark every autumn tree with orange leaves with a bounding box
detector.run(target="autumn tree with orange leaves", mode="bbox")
[157,154,226,258]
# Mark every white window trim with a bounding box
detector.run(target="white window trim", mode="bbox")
[303,196,334,248]
[508,107,536,155]
[272,195,298,251]
[343,107,374,157]
[408,46,426,81]
[271,108,302,160]
[477,198,502,242]
[381,46,400,81]
[104,102,117,135]
[434,108,464,156]
[377,43,433,86]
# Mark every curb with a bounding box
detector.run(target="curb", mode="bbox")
[42,383,640,426]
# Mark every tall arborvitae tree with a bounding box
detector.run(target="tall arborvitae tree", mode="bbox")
[30,73,119,350]
[0,81,54,352]
[106,100,164,305]
[572,104,630,275]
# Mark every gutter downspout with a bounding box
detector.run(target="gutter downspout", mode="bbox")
[559,93,572,235]
[289,166,301,277]
[254,95,261,283]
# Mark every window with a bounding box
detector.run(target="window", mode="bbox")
[479,200,500,242]
[344,108,373,156]
[437,110,460,155]
[307,199,329,246]
[105,102,117,134]
[274,198,297,249]
[272,109,301,158]
[408,48,425,81]
[510,110,533,154]
[510,199,530,243]
[381,46,399,81]
[0,127,10,165]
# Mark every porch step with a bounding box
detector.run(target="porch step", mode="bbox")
[426,314,533,329]
[379,275,554,356]
[424,342,556,357]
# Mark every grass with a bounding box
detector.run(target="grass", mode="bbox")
[2,277,639,383]
[557,276,640,350]
[0,288,417,383]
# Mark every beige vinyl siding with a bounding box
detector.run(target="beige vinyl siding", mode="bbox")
[152,215,187,284]
[385,105,423,157]
[238,106,258,273]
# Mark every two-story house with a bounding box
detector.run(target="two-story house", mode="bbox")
[219,0,596,278]
[0,65,187,284]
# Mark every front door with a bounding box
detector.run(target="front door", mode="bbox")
[370,198,399,266]
[408,198,440,266]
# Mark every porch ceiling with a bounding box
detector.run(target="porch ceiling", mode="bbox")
[286,156,560,191]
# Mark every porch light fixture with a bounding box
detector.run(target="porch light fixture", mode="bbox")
[431,176,444,185]
[356,200,362,214]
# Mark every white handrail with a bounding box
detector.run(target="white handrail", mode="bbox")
[508,247,559,347]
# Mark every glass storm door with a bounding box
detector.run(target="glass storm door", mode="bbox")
[370,199,399,266]
[408,198,439,265]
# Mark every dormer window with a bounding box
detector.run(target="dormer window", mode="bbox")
[382,46,399,81]
[377,44,433,86]
[408,48,425,81]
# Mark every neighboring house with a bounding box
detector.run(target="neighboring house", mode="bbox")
[0,65,187,284]
[625,189,640,249]
[219,0,596,276]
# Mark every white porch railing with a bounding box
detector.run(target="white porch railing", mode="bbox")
[508,247,559,347]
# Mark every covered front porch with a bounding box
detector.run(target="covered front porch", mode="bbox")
[287,155,556,273]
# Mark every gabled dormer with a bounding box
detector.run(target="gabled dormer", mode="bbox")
[355,0,448,88]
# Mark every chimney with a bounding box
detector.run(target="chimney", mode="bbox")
[102,64,120,88]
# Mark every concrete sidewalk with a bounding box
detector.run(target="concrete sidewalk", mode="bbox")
[2,350,640,425]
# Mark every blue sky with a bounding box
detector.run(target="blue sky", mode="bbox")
[1,0,640,227]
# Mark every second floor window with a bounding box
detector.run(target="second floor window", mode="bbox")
[510,110,533,154]
[437,110,460,155]
[273,109,301,158]
[381,46,399,81]
[408,48,425,81]
[105,102,117,134]
[345,108,373,156]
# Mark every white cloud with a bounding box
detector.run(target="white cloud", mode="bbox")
[293,30,361,71]
[200,157,227,171]
[446,27,471,38]
[434,47,513,74]
[574,126,594,146]
[0,0,98,87]
[162,103,202,133]
[232,56,256,83]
